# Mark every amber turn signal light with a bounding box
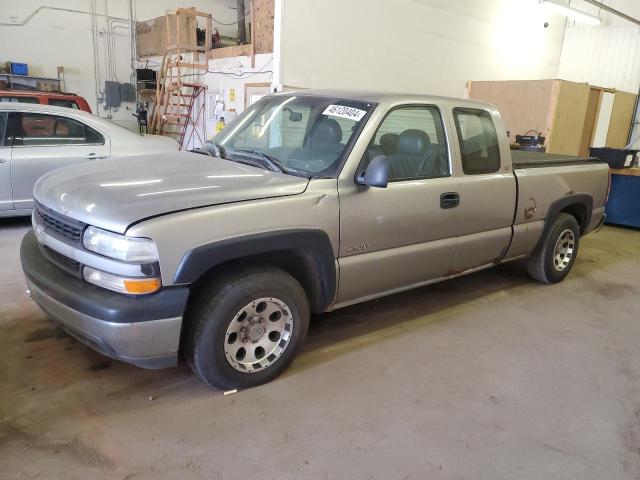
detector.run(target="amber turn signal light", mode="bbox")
[123,278,162,294]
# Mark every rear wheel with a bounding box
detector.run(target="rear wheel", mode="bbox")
[184,266,310,389]
[527,213,580,284]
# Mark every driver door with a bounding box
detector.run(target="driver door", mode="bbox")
[336,104,460,305]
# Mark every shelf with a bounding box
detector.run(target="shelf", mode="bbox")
[0,72,62,93]
[0,73,61,82]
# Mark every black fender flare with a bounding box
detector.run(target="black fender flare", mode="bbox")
[539,193,593,245]
[173,229,337,312]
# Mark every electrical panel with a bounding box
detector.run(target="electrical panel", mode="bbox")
[104,81,121,108]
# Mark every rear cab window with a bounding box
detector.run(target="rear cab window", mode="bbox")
[453,107,501,175]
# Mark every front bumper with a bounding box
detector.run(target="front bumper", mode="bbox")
[21,230,190,369]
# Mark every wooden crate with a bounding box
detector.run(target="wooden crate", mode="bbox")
[137,12,197,57]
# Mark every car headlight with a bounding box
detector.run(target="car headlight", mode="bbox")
[83,226,159,262]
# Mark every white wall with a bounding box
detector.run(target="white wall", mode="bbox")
[278,0,567,98]
[556,0,640,147]
[557,0,640,94]
[0,0,236,129]
[179,52,274,148]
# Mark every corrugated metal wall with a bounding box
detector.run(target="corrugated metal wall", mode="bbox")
[557,0,640,94]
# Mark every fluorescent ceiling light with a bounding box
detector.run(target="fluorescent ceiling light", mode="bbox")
[540,0,602,25]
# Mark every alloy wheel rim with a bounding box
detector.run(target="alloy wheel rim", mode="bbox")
[224,297,294,373]
[552,228,575,272]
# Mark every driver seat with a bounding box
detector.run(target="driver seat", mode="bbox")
[307,118,343,158]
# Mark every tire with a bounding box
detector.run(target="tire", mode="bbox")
[184,266,310,389]
[527,213,580,284]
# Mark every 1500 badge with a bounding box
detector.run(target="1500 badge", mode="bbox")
[346,243,370,253]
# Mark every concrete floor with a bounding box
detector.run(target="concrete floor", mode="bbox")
[1,217,639,480]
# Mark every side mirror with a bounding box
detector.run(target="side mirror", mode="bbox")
[201,140,221,157]
[356,155,389,188]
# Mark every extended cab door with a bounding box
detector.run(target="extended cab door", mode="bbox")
[336,104,460,306]
[449,107,516,271]
[8,111,109,210]
[0,112,12,211]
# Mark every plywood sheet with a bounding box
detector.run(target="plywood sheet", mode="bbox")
[210,44,253,59]
[253,0,274,54]
[546,80,590,155]
[606,91,637,148]
[467,80,556,141]
[610,167,640,176]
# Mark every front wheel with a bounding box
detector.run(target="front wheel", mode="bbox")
[527,213,580,284]
[184,266,310,389]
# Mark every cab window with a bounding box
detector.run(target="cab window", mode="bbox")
[362,105,449,181]
[11,112,104,146]
[453,108,501,175]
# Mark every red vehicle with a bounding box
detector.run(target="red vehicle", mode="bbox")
[0,90,92,113]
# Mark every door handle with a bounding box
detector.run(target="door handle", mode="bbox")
[0,158,6,164]
[85,153,107,160]
[440,192,460,209]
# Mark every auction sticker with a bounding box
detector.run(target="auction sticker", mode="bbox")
[322,105,367,121]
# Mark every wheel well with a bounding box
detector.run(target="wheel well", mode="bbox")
[559,203,588,233]
[187,249,331,314]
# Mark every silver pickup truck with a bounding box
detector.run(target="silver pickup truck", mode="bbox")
[21,90,609,389]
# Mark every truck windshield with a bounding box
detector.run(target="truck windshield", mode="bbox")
[213,95,374,177]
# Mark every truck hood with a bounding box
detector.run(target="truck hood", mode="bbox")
[111,134,179,155]
[34,151,309,233]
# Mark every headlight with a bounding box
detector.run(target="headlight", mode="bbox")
[84,266,161,295]
[83,226,158,262]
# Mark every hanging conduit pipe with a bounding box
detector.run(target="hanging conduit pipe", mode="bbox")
[580,0,640,26]
[0,6,129,26]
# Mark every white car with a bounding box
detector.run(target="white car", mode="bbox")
[0,103,178,217]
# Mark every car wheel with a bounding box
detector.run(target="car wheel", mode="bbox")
[184,266,310,389]
[527,212,580,284]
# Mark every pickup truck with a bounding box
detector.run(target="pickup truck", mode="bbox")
[20,90,609,389]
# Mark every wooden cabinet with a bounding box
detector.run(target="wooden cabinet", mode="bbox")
[467,79,637,156]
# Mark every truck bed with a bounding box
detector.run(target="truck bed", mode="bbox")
[512,150,603,169]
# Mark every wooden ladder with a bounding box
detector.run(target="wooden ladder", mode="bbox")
[150,7,212,150]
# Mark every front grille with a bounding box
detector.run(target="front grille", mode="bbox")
[34,202,86,243]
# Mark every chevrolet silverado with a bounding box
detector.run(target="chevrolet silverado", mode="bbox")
[21,90,609,389]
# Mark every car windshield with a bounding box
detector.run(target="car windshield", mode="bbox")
[213,94,374,177]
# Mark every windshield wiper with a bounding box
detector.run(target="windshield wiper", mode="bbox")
[228,149,310,178]
[196,140,228,159]
[231,149,284,173]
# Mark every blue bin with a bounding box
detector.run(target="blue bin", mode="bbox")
[605,173,640,228]
[9,62,28,76]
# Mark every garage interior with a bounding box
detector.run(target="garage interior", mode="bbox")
[1,0,640,479]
